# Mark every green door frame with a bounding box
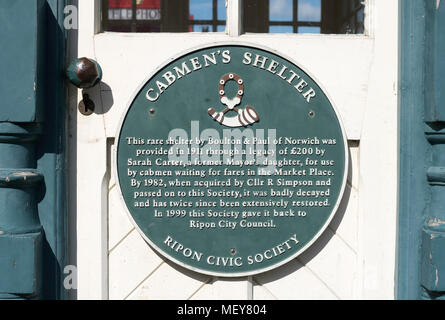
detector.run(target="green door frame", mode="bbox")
[398,0,445,300]
[0,0,68,299]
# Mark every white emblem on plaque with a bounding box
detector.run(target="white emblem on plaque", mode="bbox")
[208,73,260,128]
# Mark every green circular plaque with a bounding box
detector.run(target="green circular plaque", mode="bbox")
[115,43,348,277]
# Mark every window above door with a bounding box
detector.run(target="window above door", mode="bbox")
[102,0,365,34]
[103,0,226,32]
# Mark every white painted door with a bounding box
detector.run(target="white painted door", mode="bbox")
[70,0,398,300]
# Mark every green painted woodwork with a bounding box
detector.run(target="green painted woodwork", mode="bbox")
[399,0,445,300]
[398,0,428,300]
[420,130,445,297]
[36,0,69,300]
[422,227,445,291]
[0,123,43,298]
[0,233,42,295]
[425,0,445,121]
[420,0,445,298]
[0,170,44,234]
[0,0,45,122]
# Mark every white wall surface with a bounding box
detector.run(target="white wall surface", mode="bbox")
[71,0,398,300]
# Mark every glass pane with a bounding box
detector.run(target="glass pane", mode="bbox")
[189,0,226,32]
[269,0,293,22]
[136,0,161,21]
[108,0,132,20]
[298,26,320,34]
[269,25,293,33]
[298,0,321,22]
[190,0,213,20]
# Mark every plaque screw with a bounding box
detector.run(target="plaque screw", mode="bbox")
[149,108,155,115]
[309,110,315,118]
[230,248,236,255]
